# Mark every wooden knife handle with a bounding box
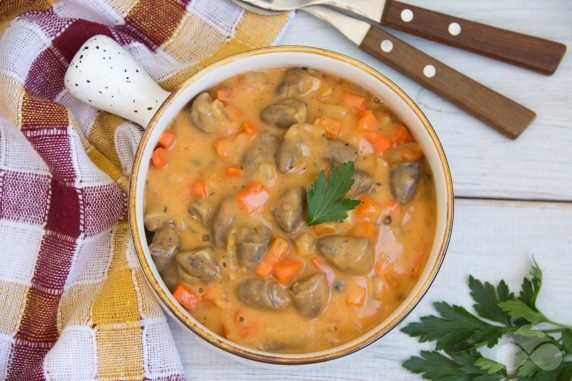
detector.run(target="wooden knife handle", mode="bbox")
[381,0,566,75]
[359,27,536,138]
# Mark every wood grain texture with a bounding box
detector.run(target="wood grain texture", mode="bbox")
[382,0,567,75]
[359,26,537,138]
[173,199,572,380]
[281,0,572,201]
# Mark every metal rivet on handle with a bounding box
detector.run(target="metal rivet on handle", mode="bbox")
[448,22,462,36]
[380,40,393,53]
[423,65,436,78]
[400,9,414,23]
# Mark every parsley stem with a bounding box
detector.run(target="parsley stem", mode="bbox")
[540,328,565,333]
[547,320,572,330]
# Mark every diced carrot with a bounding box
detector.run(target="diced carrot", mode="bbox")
[349,222,378,242]
[190,180,209,200]
[313,222,337,236]
[363,131,392,155]
[158,131,176,149]
[315,115,342,137]
[273,259,303,285]
[384,199,400,213]
[255,237,290,278]
[401,146,424,161]
[151,147,169,169]
[213,137,234,160]
[357,110,379,132]
[343,93,367,112]
[393,124,413,146]
[216,88,233,103]
[173,283,200,310]
[241,121,257,137]
[411,252,427,278]
[355,196,381,222]
[226,167,243,178]
[345,282,366,306]
[235,309,258,338]
[311,257,336,285]
[236,182,269,214]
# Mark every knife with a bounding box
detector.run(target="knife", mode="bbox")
[304,5,536,139]
[248,0,566,75]
[373,0,566,75]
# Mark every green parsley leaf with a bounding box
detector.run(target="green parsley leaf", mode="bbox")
[534,362,572,381]
[516,358,539,378]
[518,260,543,310]
[469,276,514,325]
[401,302,504,352]
[562,329,572,353]
[402,262,572,381]
[498,300,549,325]
[305,161,360,225]
[474,357,507,375]
[530,343,563,371]
[513,327,552,354]
[403,350,504,381]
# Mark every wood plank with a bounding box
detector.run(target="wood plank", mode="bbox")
[279,0,572,201]
[173,199,572,380]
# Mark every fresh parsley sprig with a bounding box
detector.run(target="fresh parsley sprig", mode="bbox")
[402,262,572,381]
[306,161,360,225]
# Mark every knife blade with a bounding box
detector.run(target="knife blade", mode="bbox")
[303,6,536,138]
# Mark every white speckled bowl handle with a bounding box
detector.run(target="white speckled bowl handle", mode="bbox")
[64,35,170,127]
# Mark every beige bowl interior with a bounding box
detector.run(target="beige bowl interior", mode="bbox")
[130,47,453,365]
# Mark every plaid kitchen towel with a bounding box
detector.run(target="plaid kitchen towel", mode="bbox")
[0,1,291,380]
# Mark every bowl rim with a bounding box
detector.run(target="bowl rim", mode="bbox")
[129,45,454,365]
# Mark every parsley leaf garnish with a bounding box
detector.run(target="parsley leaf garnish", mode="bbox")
[306,161,360,225]
[403,350,505,381]
[401,302,504,352]
[402,262,572,380]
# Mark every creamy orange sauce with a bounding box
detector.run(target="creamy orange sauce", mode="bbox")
[144,68,436,353]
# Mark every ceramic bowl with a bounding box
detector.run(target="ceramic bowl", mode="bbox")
[65,35,454,365]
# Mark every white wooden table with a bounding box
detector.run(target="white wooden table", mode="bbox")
[173,1,572,379]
